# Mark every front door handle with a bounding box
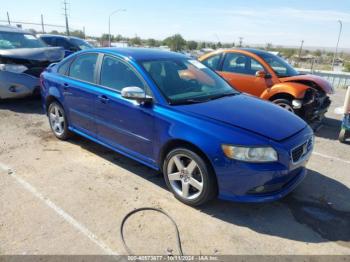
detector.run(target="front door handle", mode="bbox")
[98,95,109,104]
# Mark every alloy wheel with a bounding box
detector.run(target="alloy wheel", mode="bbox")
[49,104,65,136]
[167,154,204,200]
[276,102,294,113]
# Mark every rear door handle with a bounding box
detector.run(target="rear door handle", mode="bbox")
[98,95,109,104]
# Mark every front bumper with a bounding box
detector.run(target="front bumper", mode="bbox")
[215,126,313,203]
[218,166,307,203]
[0,71,40,99]
[301,93,331,122]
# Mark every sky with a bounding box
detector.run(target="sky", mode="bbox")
[1,0,350,49]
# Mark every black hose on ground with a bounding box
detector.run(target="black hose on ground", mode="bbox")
[120,207,184,256]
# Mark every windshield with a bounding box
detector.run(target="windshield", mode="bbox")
[141,58,239,105]
[70,38,92,50]
[259,52,299,78]
[0,32,47,49]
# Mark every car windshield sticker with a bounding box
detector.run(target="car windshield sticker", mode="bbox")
[24,34,37,40]
[189,60,207,69]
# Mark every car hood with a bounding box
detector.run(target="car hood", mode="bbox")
[280,74,334,94]
[0,47,64,62]
[175,94,307,141]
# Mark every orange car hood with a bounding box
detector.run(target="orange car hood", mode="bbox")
[279,74,334,94]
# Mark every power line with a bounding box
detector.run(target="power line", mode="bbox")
[0,19,66,28]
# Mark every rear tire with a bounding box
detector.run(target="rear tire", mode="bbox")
[48,101,72,140]
[272,98,295,114]
[163,148,217,206]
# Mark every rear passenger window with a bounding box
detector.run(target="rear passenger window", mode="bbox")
[99,56,144,92]
[69,53,98,83]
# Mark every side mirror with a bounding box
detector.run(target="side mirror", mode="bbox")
[121,86,153,104]
[255,70,272,79]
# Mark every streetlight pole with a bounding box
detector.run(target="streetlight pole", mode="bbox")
[332,20,343,71]
[108,9,126,47]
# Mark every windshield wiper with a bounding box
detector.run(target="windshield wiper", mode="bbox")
[170,98,210,105]
[171,93,238,105]
[207,92,238,101]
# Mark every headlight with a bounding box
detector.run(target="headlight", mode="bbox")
[0,64,28,74]
[222,145,278,162]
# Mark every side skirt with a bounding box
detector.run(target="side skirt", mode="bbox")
[68,126,160,171]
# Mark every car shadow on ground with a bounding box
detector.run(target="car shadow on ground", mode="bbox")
[69,135,350,246]
[314,117,342,140]
[0,96,43,115]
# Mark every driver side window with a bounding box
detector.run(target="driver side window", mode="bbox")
[222,53,264,76]
[99,56,145,92]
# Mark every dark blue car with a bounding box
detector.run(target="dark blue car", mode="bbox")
[38,34,92,57]
[40,48,314,206]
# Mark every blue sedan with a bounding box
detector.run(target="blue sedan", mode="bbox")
[40,48,314,206]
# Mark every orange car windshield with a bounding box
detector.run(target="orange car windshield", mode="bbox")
[259,53,299,78]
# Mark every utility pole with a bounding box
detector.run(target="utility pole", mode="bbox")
[7,12,11,25]
[239,37,243,47]
[41,14,45,33]
[298,40,304,64]
[63,0,70,36]
[332,20,343,71]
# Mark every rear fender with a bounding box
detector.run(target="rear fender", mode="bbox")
[261,83,309,100]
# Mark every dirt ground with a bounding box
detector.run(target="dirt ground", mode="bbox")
[0,89,349,256]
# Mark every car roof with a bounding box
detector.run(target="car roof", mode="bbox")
[38,34,82,40]
[0,25,32,34]
[92,47,188,61]
[223,48,272,56]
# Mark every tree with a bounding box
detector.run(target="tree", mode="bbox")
[265,43,273,50]
[129,36,142,46]
[344,62,350,72]
[115,34,123,42]
[314,49,322,57]
[147,38,157,47]
[186,40,198,50]
[199,42,206,49]
[163,34,186,51]
[217,42,222,49]
[281,48,296,58]
[49,30,62,35]
[101,34,111,41]
[70,30,85,39]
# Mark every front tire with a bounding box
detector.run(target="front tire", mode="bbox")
[339,129,349,143]
[48,101,72,140]
[272,98,295,114]
[163,148,217,206]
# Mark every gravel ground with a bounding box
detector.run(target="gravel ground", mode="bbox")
[0,89,349,255]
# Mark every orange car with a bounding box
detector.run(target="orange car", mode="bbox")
[199,48,333,122]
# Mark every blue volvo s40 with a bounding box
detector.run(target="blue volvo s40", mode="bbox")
[40,48,314,206]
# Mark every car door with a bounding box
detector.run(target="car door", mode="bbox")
[94,54,155,164]
[63,52,99,137]
[218,52,271,97]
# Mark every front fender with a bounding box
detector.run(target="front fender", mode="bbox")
[261,82,310,100]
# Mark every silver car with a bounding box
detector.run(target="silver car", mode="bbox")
[0,26,64,99]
